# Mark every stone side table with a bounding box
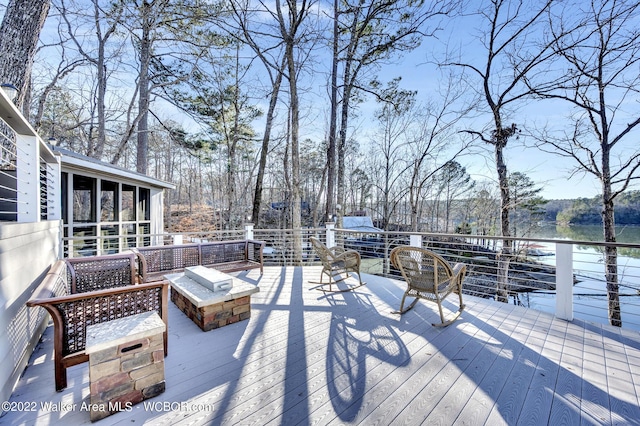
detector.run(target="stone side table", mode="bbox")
[85,311,166,422]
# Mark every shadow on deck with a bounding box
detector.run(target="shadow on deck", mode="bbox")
[3,266,640,425]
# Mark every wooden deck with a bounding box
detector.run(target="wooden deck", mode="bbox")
[4,266,640,425]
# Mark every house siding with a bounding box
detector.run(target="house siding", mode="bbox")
[0,220,60,409]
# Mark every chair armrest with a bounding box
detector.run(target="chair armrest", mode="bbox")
[27,260,68,302]
[332,249,361,265]
[451,262,466,280]
[329,246,347,257]
[131,248,148,282]
[28,282,169,356]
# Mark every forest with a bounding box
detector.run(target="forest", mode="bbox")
[1,0,639,325]
[0,0,637,236]
[553,191,640,226]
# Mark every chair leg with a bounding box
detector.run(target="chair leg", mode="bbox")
[55,361,67,392]
[392,292,418,314]
[312,268,365,293]
[432,298,465,327]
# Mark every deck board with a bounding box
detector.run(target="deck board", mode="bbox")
[452,308,541,426]
[3,266,640,425]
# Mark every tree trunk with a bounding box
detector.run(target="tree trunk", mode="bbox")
[226,46,242,230]
[136,0,151,174]
[495,141,511,303]
[336,79,352,229]
[325,0,339,223]
[601,148,621,326]
[286,41,302,264]
[251,60,284,226]
[0,0,50,115]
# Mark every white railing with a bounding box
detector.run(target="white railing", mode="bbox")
[333,228,640,331]
[60,223,640,330]
[0,116,20,219]
[0,90,59,223]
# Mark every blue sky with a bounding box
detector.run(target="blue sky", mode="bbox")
[27,0,638,201]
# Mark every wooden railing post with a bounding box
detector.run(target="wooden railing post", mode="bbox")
[555,242,574,321]
[410,234,422,248]
[325,222,335,247]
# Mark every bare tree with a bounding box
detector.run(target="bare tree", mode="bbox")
[331,0,459,227]
[224,0,288,227]
[275,0,317,262]
[369,79,415,232]
[448,0,559,302]
[57,0,125,158]
[533,0,640,326]
[0,0,50,115]
[325,0,339,223]
[405,73,474,232]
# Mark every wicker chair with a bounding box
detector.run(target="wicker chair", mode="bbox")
[310,237,365,292]
[390,246,466,327]
[200,240,265,274]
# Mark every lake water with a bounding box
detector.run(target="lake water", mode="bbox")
[523,224,640,331]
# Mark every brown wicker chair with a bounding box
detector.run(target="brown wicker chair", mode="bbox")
[27,256,169,391]
[390,246,466,327]
[310,237,365,292]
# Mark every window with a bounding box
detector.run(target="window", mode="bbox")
[61,172,162,257]
[122,223,136,249]
[72,226,97,257]
[73,175,95,222]
[139,223,151,247]
[101,225,119,254]
[101,180,118,222]
[139,187,150,221]
[121,184,136,221]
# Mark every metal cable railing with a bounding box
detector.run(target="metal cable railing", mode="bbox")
[59,225,640,330]
[0,115,57,221]
[335,228,640,331]
[0,117,20,219]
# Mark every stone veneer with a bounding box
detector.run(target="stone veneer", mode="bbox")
[171,290,251,331]
[86,312,166,422]
[166,271,259,332]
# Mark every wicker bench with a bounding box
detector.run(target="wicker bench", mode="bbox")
[26,254,169,391]
[134,240,265,283]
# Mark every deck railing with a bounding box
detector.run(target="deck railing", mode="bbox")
[61,223,640,331]
[0,90,59,223]
[332,228,640,332]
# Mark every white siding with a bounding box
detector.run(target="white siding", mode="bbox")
[0,220,60,407]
